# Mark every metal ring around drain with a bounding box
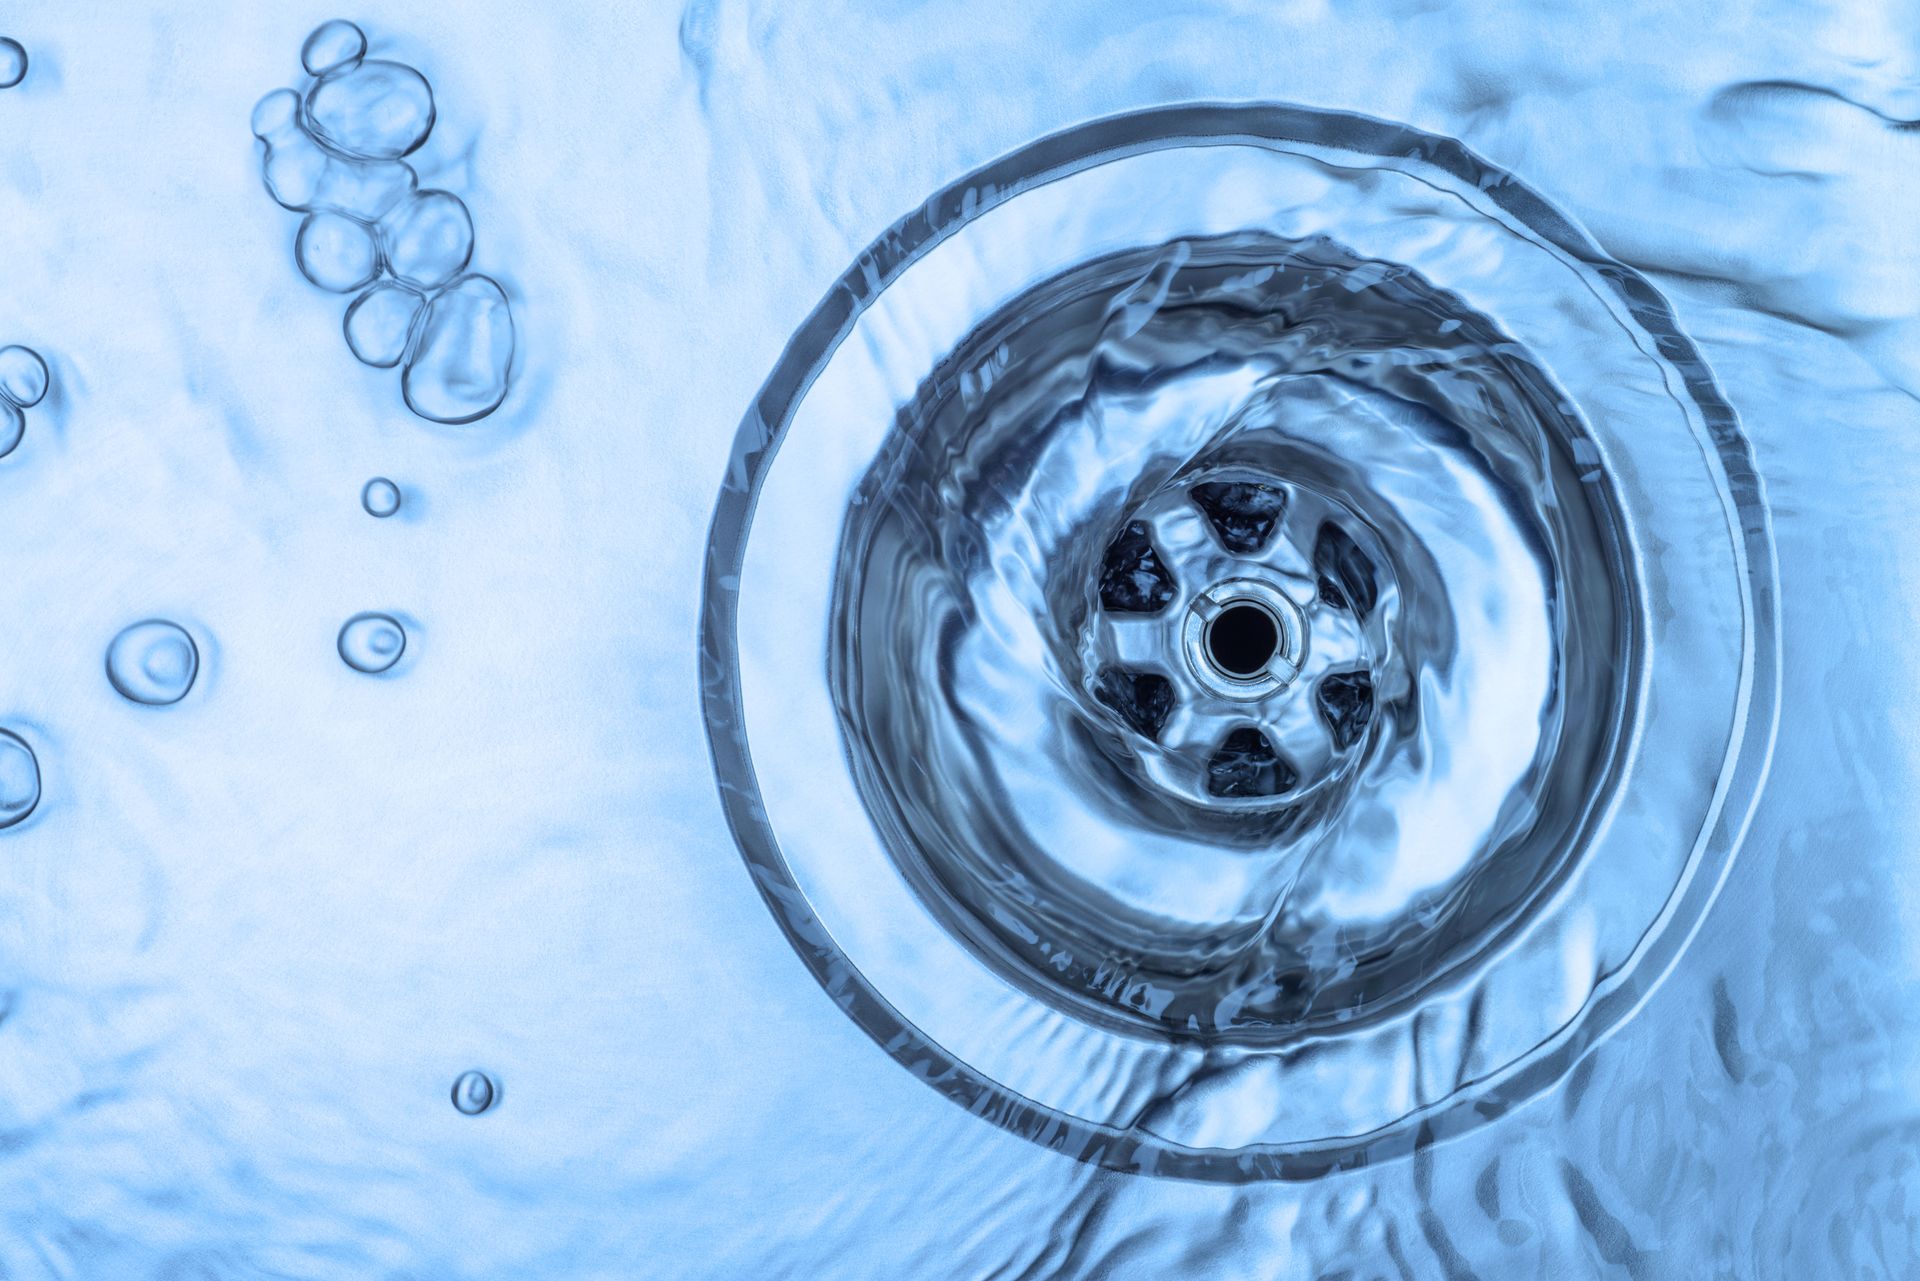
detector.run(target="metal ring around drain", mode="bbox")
[700,103,1779,1180]
[1182,578,1305,697]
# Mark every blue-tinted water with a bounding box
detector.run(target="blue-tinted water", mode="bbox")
[0,3,1917,1278]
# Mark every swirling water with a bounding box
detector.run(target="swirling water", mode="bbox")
[0,3,1915,1279]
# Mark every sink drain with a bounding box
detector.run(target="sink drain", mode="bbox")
[702,104,1777,1179]
[1187,582,1298,690]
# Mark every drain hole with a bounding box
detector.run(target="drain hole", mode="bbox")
[1313,522,1379,618]
[1206,727,1297,798]
[1316,670,1375,750]
[1206,604,1278,677]
[1094,666,1176,741]
[1191,480,1285,554]
[1099,520,1177,614]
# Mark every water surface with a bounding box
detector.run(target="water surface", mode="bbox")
[0,1,1915,1277]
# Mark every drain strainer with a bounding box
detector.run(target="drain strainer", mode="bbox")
[701,104,1777,1180]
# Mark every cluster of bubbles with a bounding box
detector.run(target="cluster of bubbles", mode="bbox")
[251,20,515,425]
[0,345,49,459]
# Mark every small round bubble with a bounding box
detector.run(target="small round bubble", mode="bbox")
[250,88,300,140]
[0,345,48,408]
[379,191,473,291]
[295,213,379,294]
[451,1070,497,1115]
[338,613,406,674]
[106,620,200,706]
[0,730,39,829]
[0,401,21,460]
[361,477,402,518]
[301,20,366,78]
[0,38,26,90]
[343,282,424,368]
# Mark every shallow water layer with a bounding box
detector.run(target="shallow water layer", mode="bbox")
[0,1,1917,1278]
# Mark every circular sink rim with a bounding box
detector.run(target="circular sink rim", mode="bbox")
[699,101,1780,1180]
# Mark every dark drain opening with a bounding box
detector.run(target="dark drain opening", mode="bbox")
[1206,604,1278,677]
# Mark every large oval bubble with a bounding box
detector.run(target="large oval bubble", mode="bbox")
[303,60,435,161]
[402,275,514,424]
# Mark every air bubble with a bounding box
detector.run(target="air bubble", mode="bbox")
[0,344,52,460]
[251,87,297,137]
[361,477,402,518]
[378,191,474,291]
[106,620,200,706]
[300,20,366,78]
[450,1070,497,1115]
[294,212,379,294]
[344,282,425,368]
[252,88,417,221]
[305,61,436,161]
[403,275,515,424]
[255,27,516,426]
[338,612,406,674]
[0,38,25,90]
[0,345,49,408]
[0,730,39,829]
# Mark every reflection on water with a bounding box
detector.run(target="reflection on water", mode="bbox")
[715,107,1769,1177]
[0,0,1914,1277]
[830,235,1629,1041]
